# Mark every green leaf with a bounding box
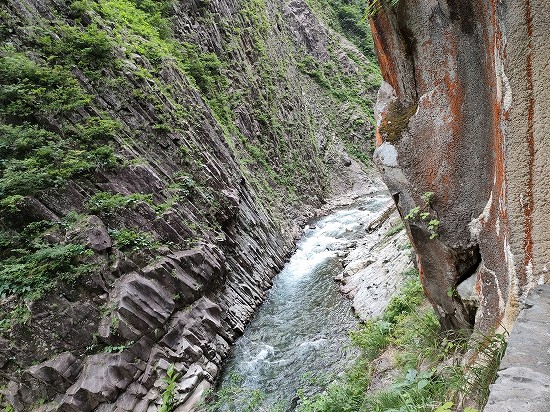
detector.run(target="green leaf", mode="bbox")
[417,379,429,390]
[405,206,420,220]
[434,402,453,412]
[428,219,440,227]
[405,369,417,382]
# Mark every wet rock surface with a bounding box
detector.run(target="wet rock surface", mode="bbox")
[485,285,550,412]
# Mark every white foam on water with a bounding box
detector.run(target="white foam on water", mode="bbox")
[217,193,392,409]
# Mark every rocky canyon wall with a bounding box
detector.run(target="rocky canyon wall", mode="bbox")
[371,0,550,332]
[0,0,378,410]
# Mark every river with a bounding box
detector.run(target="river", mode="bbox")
[214,192,391,411]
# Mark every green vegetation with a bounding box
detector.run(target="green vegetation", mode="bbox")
[405,192,440,239]
[0,218,96,303]
[0,48,118,198]
[109,228,159,252]
[201,269,504,411]
[0,305,30,334]
[345,143,372,167]
[365,0,400,17]
[297,268,506,411]
[297,54,379,120]
[202,373,284,412]
[87,192,154,215]
[0,243,91,300]
[378,100,418,143]
[0,225,94,334]
[104,340,134,353]
[0,44,119,314]
[307,0,376,58]
[0,47,90,117]
[97,0,176,64]
[0,0,379,336]
[385,220,405,237]
[39,22,114,71]
[159,365,180,412]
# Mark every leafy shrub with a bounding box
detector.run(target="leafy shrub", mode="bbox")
[0,243,92,300]
[129,0,172,39]
[109,228,158,251]
[159,365,180,412]
[0,123,56,158]
[0,195,24,215]
[0,162,55,196]
[360,368,448,412]
[75,117,122,142]
[39,23,114,69]
[69,0,97,16]
[0,138,117,197]
[0,48,90,117]
[98,0,176,64]
[0,304,31,333]
[365,0,400,17]
[0,119,118,197]
[0,48,119,197]
[87,192,154,215]
[180,42,224,94]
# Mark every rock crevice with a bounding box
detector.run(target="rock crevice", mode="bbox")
[371,0,550,331]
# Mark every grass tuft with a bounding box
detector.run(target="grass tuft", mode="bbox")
[297,267,507,412]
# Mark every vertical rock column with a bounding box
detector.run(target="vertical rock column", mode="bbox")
[370,0,550,332]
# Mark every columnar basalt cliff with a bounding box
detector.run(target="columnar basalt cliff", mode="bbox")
[371,0,550,332]
[0,0,379,410]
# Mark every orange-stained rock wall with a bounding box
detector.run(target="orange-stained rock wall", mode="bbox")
[371,0,550,331]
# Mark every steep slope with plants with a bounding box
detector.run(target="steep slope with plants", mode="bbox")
[370,0,550,333]
[0,0,380,410]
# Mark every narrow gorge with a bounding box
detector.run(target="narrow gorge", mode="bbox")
[1,0,549,411]
[0,0,382,410]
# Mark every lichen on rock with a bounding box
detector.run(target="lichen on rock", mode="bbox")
[370,0,550,335]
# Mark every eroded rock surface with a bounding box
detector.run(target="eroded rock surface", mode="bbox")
[485,285,550,411]
[0,0,379,410]
[338,206,413,320]
[370,0,550,332]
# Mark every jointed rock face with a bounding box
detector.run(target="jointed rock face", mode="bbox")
[0,0,378,409]
[371,0,550,332]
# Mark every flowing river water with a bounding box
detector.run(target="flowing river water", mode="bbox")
[216,192,391,410]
